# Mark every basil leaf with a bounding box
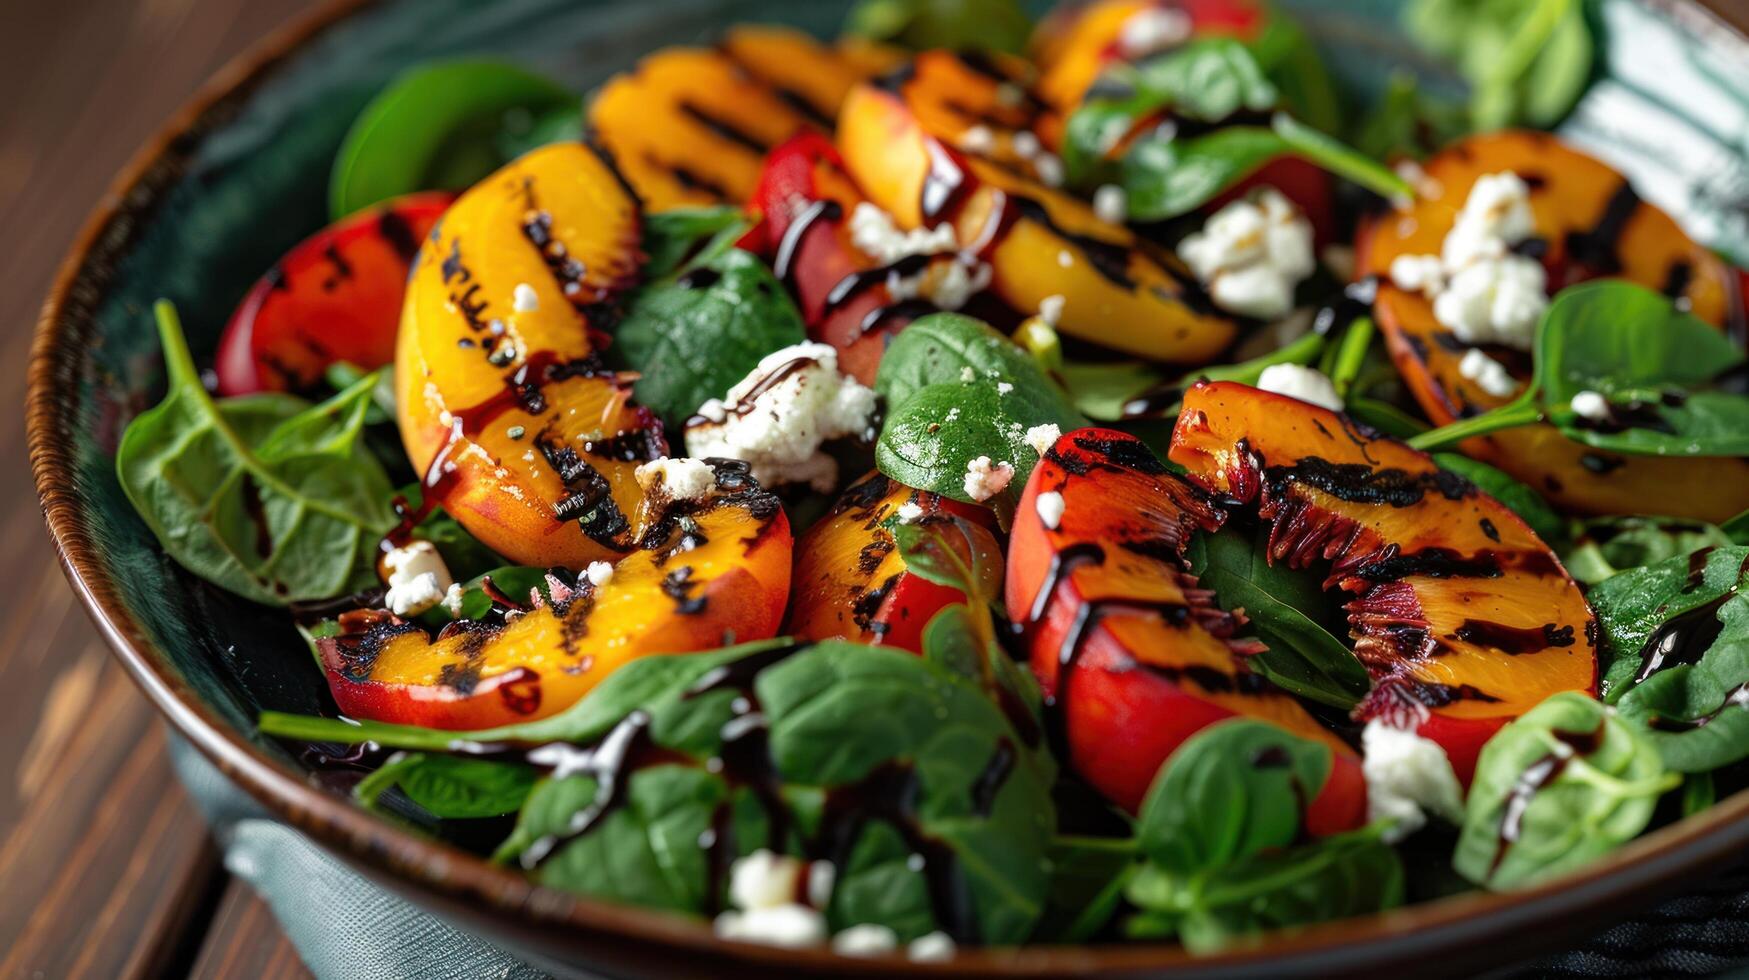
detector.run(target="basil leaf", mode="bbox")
[642,206,755,281]
[355,753,538,819]
[843,0,1031,54]
[1561,516,1732,586]
[1135,719,1332,876]
[611,248,807,425]
[1432,453,1566,547]
[117,302,397,606]
[1125,825,1403,953]
[329,60,576,218]
[1454,691,1675,890]
[1032,835,1137,943]
[1187,526,1370,710]
[1588,545,1749,701]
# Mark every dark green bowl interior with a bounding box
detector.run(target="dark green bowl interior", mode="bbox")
[47,0,1749,944]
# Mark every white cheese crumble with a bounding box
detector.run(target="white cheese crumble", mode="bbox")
[963,456,1015,502]
[585,560,614,588]
[1361,719,1465,844]
[894,500,925,524]
[849,202,994,310]
[730,850,807,911]
[1035,490,1065,529]
[1569,389,1610,421]
[908,931,957,962]
[1038,294,1066,326]
[634,456,717,502]
[958,124,995,154]
[1387,171,1548,350]
[1256,363,1343,412]
[1118,6,1192,58]
[849,202,958,264]
[997,382,1014,395]
[832,924,899,956]
[1177,188,1316,319]
[1093,183,1128,225]
[959,365,977,383]
[381,540,454,617]
[1024,423,1061,457]
[1458,348,1520,398]
[440,582,466,617]
[512,282,540,313]
[685,342,878,492]
[711,851,842,948]
[714,905,826,948]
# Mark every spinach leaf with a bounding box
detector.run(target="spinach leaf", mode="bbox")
[1561,516,1732,586]
[1245,9,1342,135]
[1432,453,1566,547]
[329,60,577,218]
[1722,508,1749,545]
[843,0,1031,54]
[1352,71,1467,162]
[117,302,398,606]
[641,206,755,280]
[1135,719,1332,876]
[1453,691,1675,890]
[1055,328,1327,421]
[611,247,807,426]
[1125,825,1403,952]
[1187,526,1370,710]
[1032,836,1137,943]
[1413,282,1749,457]
[875,316,1086,506]
[876,313,1082,422]
[355,753,538,819]
[1405,0,1593,130]
[1588,545,1749,701]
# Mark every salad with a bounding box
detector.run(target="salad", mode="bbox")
[115,0,1749,959]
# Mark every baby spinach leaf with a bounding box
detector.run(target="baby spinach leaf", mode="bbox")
[876,313,1081,420]
[1413,283,1749,457]
[877,384,1053,508]
[1032,835,1137,943]
[1135,719,1332,876]
[329,60,577,218]
[117,302,398,606]
[611,248,807,426]
[1432,453,1566,547]
[1125,824,1403,952]
[1119,126,1291,223]
[843,0,1031,54]
[641,206,755,280]
[1187,526,1370,710]
[1588,545,1749,701]
[1454,691,1676,890]
[1244,9,1342,135]
[1405,0,1593,130]
[1561,516,1732,587]
[355,753,538,819]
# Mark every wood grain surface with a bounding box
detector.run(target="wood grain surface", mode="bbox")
[4,1,1749,978]
[2,1,312,975]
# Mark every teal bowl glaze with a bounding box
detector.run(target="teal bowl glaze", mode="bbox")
[27,0,1749,975]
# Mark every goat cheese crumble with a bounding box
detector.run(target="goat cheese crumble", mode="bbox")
[1093,183,1128,225]
[512,282,540,313]
[1118,6,1192,58]
[894,500,925,524]
[908,931,957,962]
[634,456,717,502]
[1569,389,1610,421]
[685,343,878,492]
[963,456,1015,502]
[1035,490,1066,529]
[1256,363,1343,412]
[1361,719,1465,843]
[1037,294,1066,326]
[585,560,614,588]
[381,540,454,617]
[1458,348,1520,398]
[1024,423,1061,457]
[1177,188,1316,319]
[832,924,899,956]
[1388,172,1548,349]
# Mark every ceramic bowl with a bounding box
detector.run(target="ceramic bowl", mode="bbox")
[28,0,1749,975]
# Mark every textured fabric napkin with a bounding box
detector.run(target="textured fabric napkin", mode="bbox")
[169,732,1749,979]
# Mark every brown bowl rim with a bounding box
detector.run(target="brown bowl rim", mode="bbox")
[25,0,1749,974]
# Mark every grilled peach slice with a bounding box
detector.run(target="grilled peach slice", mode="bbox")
[215,192,452,395]
[717,26,899,132]
[1358,130,1749,521]
[838,80,1235,363]
[789,471,993,651]
[1007,428,1366,830]
[881,49,1065,177]
[1169,381,1597,781]
[397,143,658,569]
[1032,0,1266,113]
[321,468,792,729]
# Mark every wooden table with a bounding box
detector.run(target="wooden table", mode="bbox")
[8,1,1749,978]
[2,2,315,975]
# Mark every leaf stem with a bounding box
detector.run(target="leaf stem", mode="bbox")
[1329,317,1376,398]
[1201,329,1325,386]
[1271,113,1412,202]
[1407,399,1544,451]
